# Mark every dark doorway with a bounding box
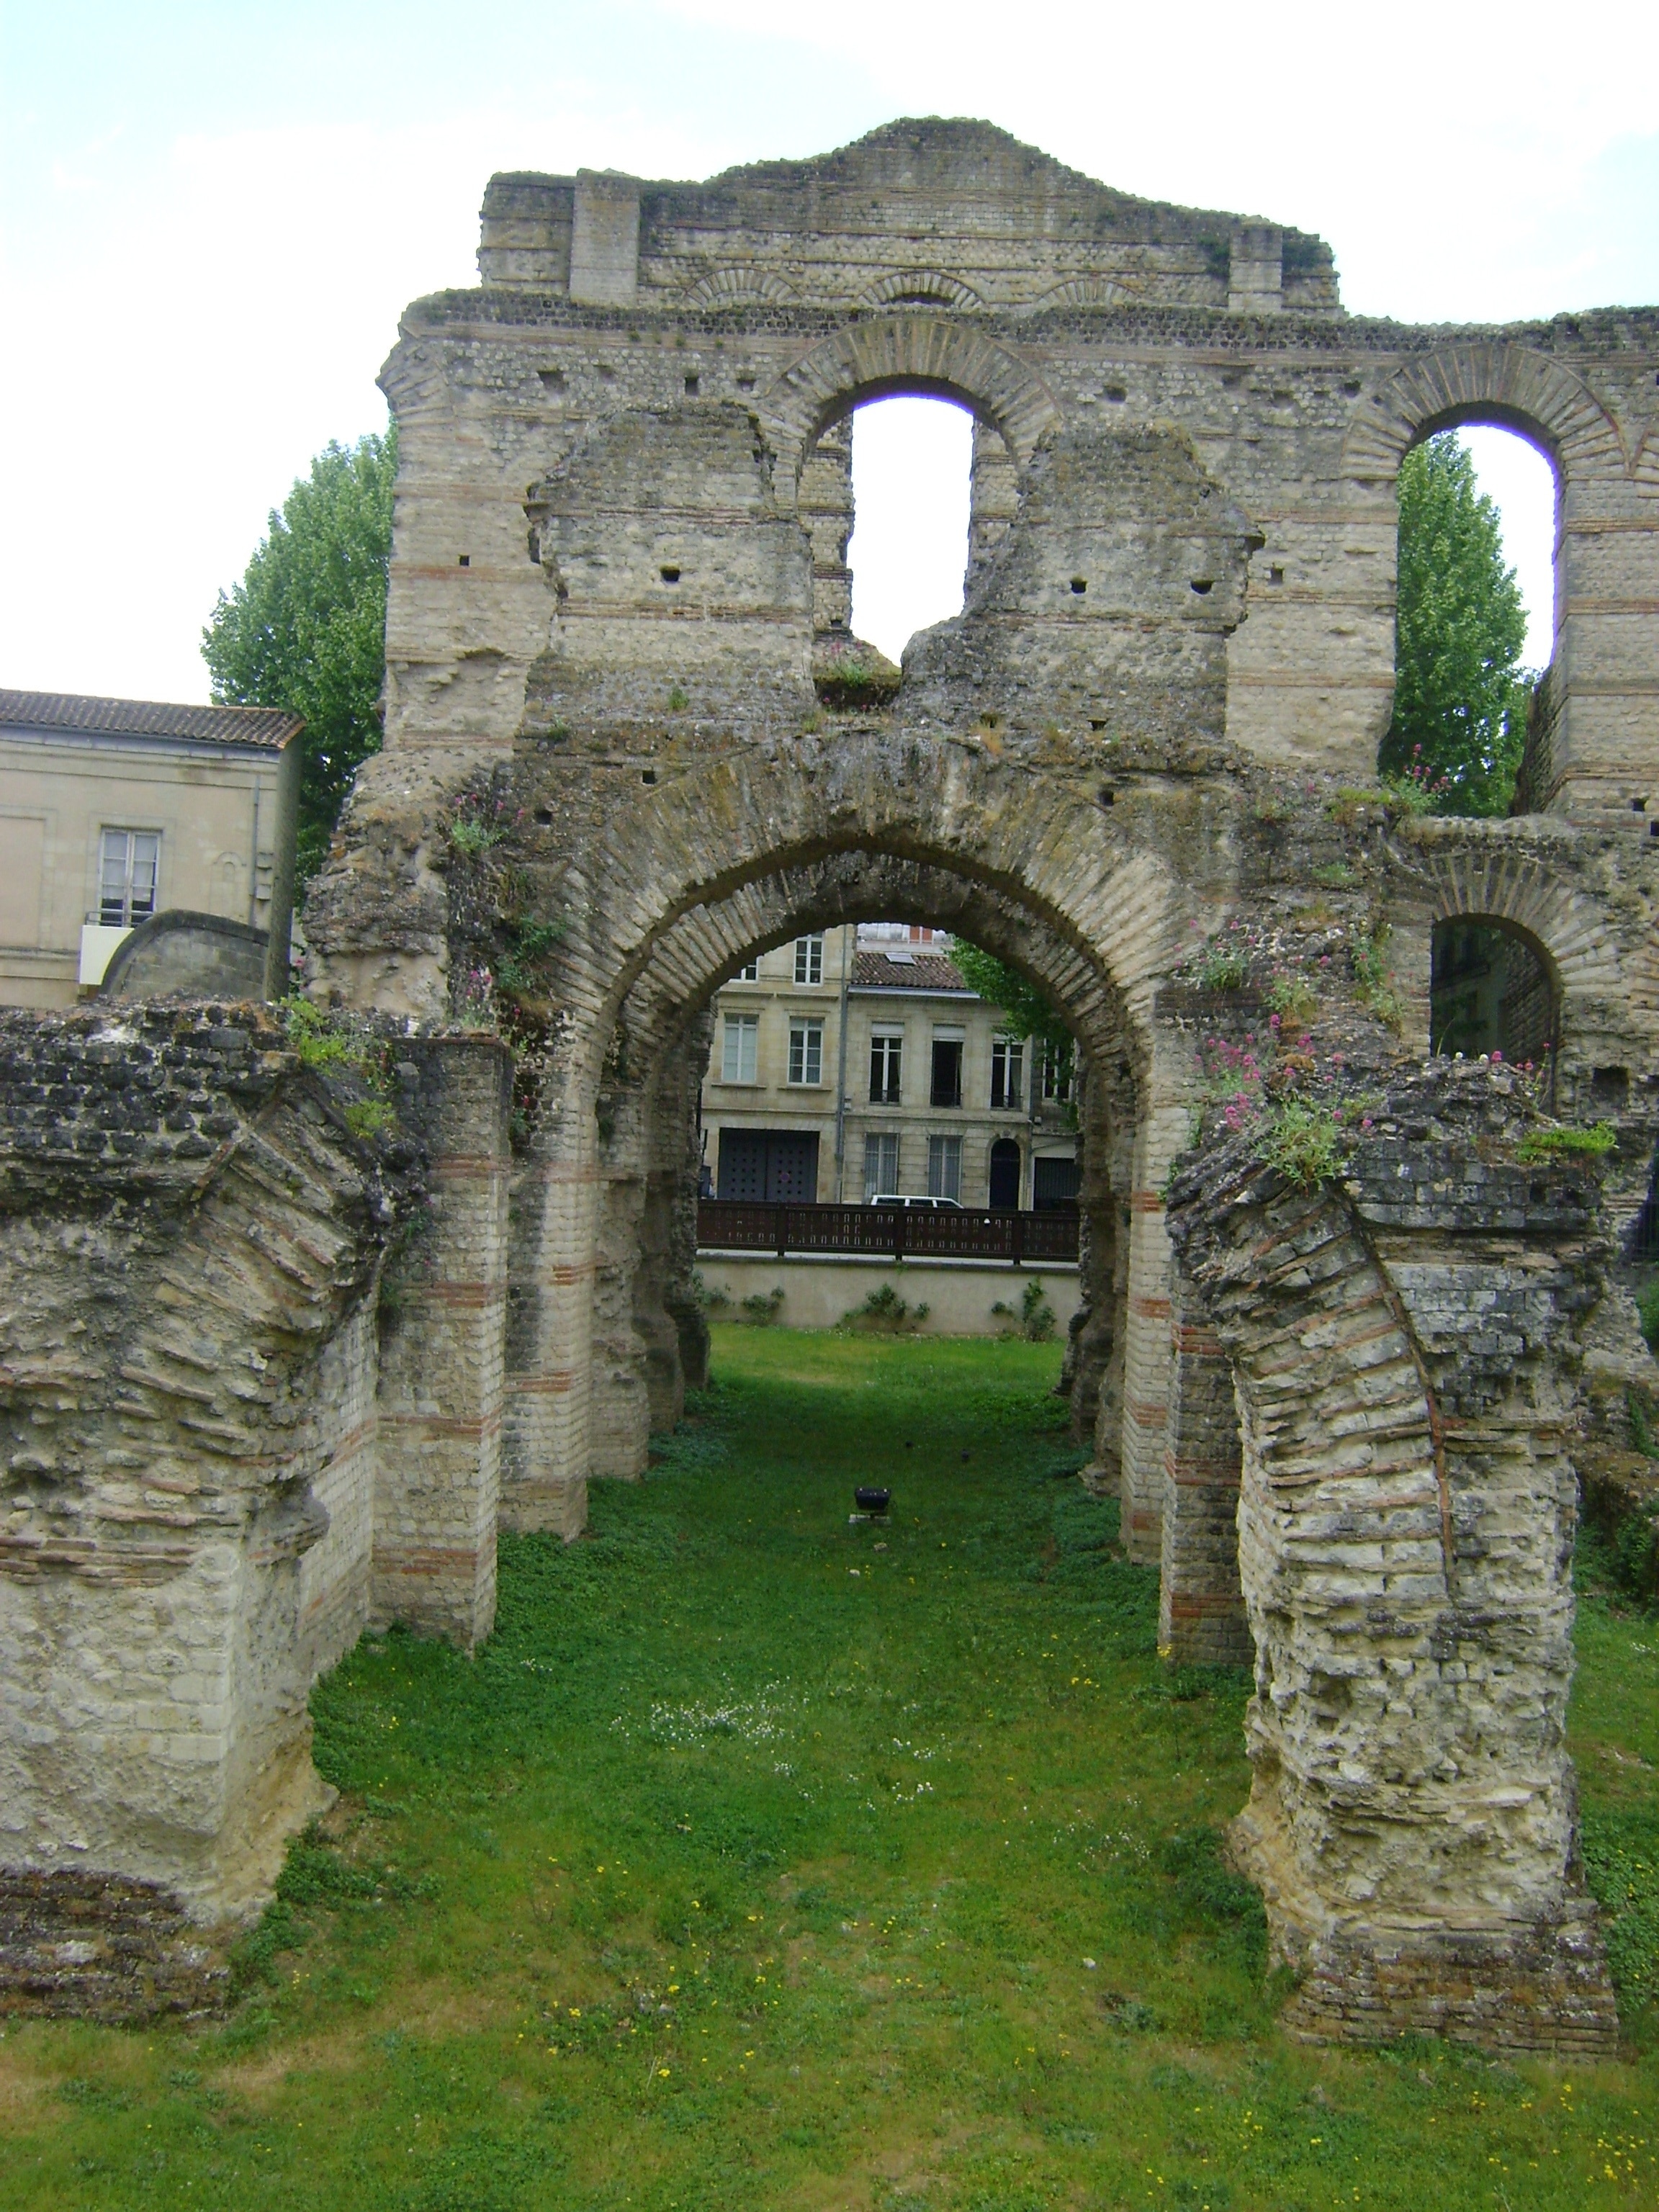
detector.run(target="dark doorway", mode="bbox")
[988,1138,1021,1210]
[1033,1155,1081,1211]
[716,1128,821,1203]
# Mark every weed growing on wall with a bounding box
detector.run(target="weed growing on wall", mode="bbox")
[1516,1120,1617,1163]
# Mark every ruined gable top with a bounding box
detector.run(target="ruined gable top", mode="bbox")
[0,690,302,752]
[694,119,1291,240]
[477,117,1339,313]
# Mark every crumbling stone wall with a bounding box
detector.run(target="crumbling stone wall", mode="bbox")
[0,1007,511,2015]
[1167,1064,1624,2051]
[9,119,1659,2046]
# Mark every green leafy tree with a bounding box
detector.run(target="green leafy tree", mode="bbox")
[1380,431,1533,816]
[203,425,397,883]
[950,940,1075,1106]
[948,940,1069,1051]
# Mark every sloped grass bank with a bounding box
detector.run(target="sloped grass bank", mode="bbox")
[1,1328,1657,2207]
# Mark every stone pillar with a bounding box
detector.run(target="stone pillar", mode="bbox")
[643,1007,714,1416]
[967,420,1020,591]
[1166,1066,1619,2052]
[500,1035,595,1539]
[1158,1278,1248,1665]
[590,1073,653,1480]
[1550,475,1659,817]
[799,414,854,639]
[372,1034,513,1647]
[1228,225,1282,314]
[1116,1097,1189,1562]
[0,1007,410,1979]
[570,170,639,306]
[1063,1082,1118,1446]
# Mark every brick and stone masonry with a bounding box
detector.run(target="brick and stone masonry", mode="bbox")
[0,1007,509,2015]
[4,117,1659,2043]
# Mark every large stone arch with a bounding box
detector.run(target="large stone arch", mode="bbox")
[759,313,1061,487]
[574,849,1141,1482]
[1342,341,1627,483]
[484,732,1213,1550]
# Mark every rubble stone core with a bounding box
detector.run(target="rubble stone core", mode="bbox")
[5,118,1659,2042]
[1167,1066,1621,2051]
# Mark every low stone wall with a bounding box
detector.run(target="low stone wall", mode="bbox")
[694,1251,1081,1336]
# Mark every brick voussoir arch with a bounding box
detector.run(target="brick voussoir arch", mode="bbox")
[611,852,1136,1079]
[855,269,988,314]
[1389,822,1659,1034]
[562,750,1190,1108]
[679,267,798,310]
[759,313,1061,487]
[1344,341,1627,482]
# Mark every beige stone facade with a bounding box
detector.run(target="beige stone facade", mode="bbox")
[0,693,300,1009]
[700,923,1076,1207]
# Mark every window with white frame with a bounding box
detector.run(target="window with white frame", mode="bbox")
[927,1133,962,1202]
[991,1035,1024,1111]
[721,1012,758,1083]
[863,1131,899,1201]
[793,933,824,986]
[869,1027,903,1104]
[98,828,160,928]
[735,958,759,981]
[787,1017,824,1085]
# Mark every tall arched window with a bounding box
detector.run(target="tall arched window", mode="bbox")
[1387,425,1557,815]
[846,395,974,665]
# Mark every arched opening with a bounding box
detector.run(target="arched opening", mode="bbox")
[824,395,974,667]
[1429,914,1556,1066]
[563,849,1143,1503]
[1384,421,1558,816]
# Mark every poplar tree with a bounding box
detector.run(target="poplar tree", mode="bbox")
[1381,431,1533,815]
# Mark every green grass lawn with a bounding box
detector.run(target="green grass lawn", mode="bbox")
[4,1325,1659,2208]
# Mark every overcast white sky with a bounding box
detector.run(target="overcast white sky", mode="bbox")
[4,0,1655,697]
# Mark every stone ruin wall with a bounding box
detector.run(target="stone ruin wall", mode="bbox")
[5,119,1659,2047]
[0,1007,514,2015]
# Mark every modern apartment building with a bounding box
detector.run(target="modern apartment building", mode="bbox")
[0,691,301,1008]
[699,923,1080,1208]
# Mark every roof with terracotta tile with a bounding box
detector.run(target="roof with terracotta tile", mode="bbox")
[0,690,302,750]
[850,950,975,994]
